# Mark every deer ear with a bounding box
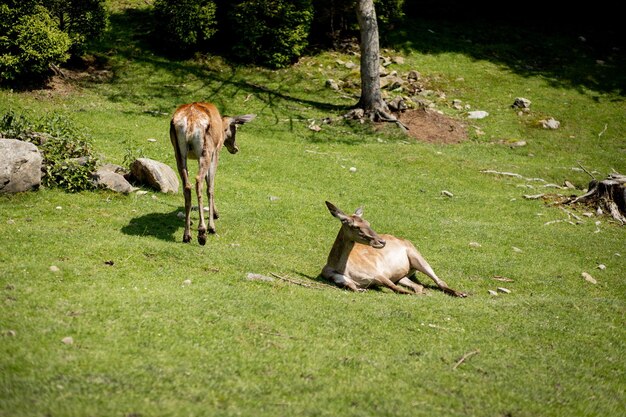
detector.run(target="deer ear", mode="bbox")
[326,201,351,223]
[233,114,256,125]
[354,207,363,217]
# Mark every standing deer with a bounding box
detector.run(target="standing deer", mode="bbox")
[170,102,255,244]
[321,201,466,297]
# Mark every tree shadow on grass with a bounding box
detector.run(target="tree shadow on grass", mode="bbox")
[121,208,182,242]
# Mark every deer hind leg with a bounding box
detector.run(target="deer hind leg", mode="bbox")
[206,152,219,228]
[195,154,211,245]
[206,154,219,220]
[378,276,415,295]
[398,277,426,294]
[172,141,192,243]
[408,248,466,297]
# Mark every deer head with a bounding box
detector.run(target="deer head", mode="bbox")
[325,201,386,249]
[222,114,256,154]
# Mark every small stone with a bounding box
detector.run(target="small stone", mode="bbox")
[512,247,523,253]
[511,97,531,109]
[441,190,454,197]
[582,272,597,284]
[55,206,62,210]
[349,167,357,173]
[488,290,498,296]
[497,287,511,294]
[539,118,560,129]
[49,265,60,272]
[182,279,192,286]
[6,330,16,337]
[469,242,481,248]
[597,264,606,270]
[7,219,14,224]
[136,190,148,196]
[177,212,184,219]
[61,336,74,345]
[147,138,157,143]
[468,110,489,119]
[269,195,280,201]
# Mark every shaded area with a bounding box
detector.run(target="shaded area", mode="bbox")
[121,208,182,242]
[390,1,625,96]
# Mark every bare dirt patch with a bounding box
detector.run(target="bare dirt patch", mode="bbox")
[395,108,469,144]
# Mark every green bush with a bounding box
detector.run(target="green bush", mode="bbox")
[153,0,218,52]
[310,0,404,46]
[224,0,313,68]
[44,0,108,54]
[0,5,71,82]
[0,111,98,192]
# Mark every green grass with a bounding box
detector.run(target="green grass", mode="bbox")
[1,4,625,417]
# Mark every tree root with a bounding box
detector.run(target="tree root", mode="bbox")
[344,106,409,132]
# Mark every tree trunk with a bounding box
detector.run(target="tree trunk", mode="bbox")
[354,0,406,130]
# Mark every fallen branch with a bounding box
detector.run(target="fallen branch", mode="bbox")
[270,272,339,290]
[577,162,596,180]
[453,349,480,370]
[480,170,547,183]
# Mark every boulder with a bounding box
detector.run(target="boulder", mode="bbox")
[0,139,42,193]
[129,158,178,193]
[92,164,137,194]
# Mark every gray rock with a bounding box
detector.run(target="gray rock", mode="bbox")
[92,166,137,194]
[512,97,532,109]
[129,158,179,193]
[0,139,42,193]
[468,110,489,119]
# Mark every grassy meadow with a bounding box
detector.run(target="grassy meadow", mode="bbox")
[1,2,625,416]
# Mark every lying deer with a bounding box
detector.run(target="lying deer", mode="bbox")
[321,201,466,297]
[170,102,255,244]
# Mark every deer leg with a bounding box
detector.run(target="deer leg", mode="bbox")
[172,146,192,243]
[378,276,415,295]
[206,152,218,233]
[322,267,362,291]
[398,277,426,294]
[408,249,466,297]
[206,155,219,220]
[195,155,211,245]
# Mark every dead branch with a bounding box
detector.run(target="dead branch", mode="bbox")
[453,349,480,370]
[577,162,596,180]
[270,272,340,290]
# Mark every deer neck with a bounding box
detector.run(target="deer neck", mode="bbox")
[327,226,356,271]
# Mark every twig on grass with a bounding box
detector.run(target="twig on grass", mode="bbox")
[577,162,596,180]
[270,272,340,290]
[598,124,608,137]
[453,349,480,370]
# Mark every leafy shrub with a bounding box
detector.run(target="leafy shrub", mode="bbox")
[310,0,404,47]
[223,0,314,68]
[0,111,98,192]
[0,5,71,82]
[0,0,107,83]
[153,0,218,52]
[44,0,108,54]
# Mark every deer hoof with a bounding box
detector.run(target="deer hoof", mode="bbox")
[208,227,216,234]
[198,228,207,245]
[183,234,192,243]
